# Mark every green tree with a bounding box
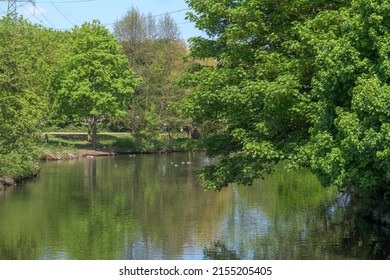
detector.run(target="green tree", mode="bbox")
[291,0,390,202]
[113,8,189,147]
[52,21,140,150]
[183,0,389,205]
[0,16,56,179]
[182,0,345,190]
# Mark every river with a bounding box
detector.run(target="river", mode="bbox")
[0,153,388,259]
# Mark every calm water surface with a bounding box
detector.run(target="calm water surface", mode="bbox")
[0,153,388,259]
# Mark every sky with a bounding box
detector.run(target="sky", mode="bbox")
[0,0,204,41]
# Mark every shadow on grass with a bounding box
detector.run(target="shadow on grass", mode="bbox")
[101,134,137,153]
[47,134,89,149]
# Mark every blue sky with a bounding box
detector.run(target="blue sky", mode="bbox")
[0,0,203,41]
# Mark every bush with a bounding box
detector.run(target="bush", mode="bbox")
[0,152,39,181]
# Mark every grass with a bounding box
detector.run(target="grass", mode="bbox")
[37,132,191,157]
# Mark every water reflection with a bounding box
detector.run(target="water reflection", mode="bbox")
[203,241,239,260]
[0,154,388,260]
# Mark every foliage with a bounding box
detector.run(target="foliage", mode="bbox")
[0,10,192,182]
[0,16,55,179]
[113,7,191,143]
[291,0,390,201]
[182,0,345,190]
[183,0,389,203]
[51,20,140,150]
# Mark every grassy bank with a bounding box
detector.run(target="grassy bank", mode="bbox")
[35,132,192,160]
[0,152,39,191]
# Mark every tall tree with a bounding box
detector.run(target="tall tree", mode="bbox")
[158,13,181,40]
[182,0,346,190]
[184,0,389,204]
[52,21,140,150]
[113,8,189,147]
[291,0,390,202]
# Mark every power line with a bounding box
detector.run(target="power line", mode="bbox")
[105,8,190,27]
[2,2,191,33]
[29,10,50,28]
[12,2,48,28]
[4,0,35,15]
[48,0,75,25]
[34,0,94,3]
[13,1,56,28]
[37,6,56,28]
[177,22,193,25]
[0,0,93,13]
[153,8,189,18]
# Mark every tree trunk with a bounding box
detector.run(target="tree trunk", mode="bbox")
[86,116,98,150]
[167,127,173,146]
[87,126,92,142]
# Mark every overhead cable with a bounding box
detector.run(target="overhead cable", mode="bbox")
[49,0,75,25]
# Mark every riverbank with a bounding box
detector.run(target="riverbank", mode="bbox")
[0,148,114,193]
[39,148,116,161]
[36,132,194,160]
[0,132,196,191]
[0,177,16,192]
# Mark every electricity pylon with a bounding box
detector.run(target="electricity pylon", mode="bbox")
[6,0,36,16]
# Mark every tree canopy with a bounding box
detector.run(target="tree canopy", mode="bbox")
[113,8,190,148]
[292,0,390,201]
[1,1,388,206]
[0,16,56,179]
[52,21,140,150]
[0,8,187,180]
[183,0,389,203]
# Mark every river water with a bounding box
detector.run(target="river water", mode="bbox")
[0,153,388,259]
